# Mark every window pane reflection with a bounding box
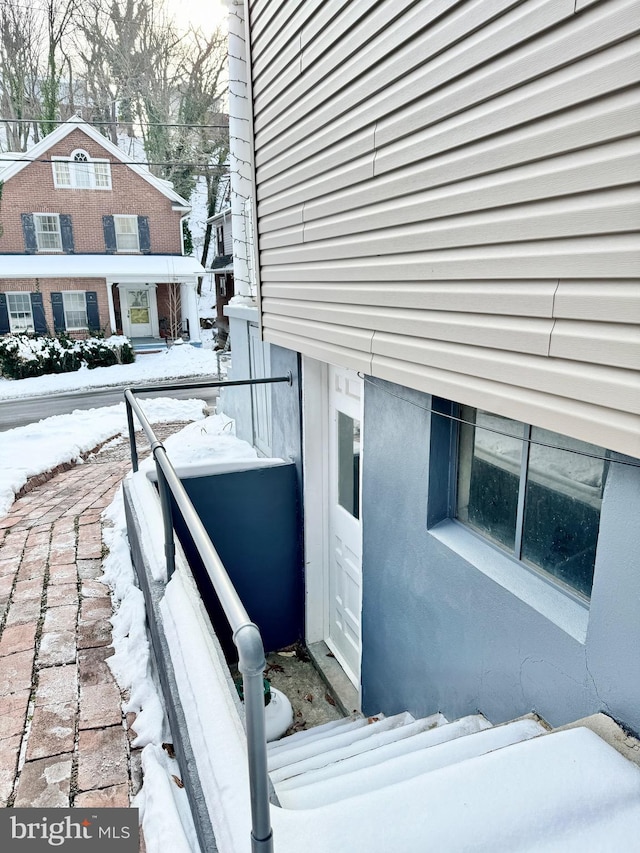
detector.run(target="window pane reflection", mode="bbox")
[338,411,360,519]
[457,407,524,551]
[522,429,607,597]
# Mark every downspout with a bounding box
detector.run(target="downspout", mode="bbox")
[227,0,257,305]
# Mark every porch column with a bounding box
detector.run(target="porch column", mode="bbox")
[181,280,201,344]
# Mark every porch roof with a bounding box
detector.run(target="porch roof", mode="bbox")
[0,254,205,283]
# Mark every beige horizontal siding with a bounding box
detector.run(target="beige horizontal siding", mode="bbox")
[248,0,640,456]
[554,282,640,323]
[261,281,559,317]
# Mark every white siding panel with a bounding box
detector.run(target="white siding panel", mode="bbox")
[256,127,375,205]
[259,237,640,282]
[296,140,639,243]
[553,281,640,323]
[255,0,568,159]
[369,353,640,458]
[260,189,639,264]
[261,281,558,317]
[251,0,320,84]
[375,0,637,147]
[299,89,639,222]
[255,0,506,144]
[263,298,554,355]
[264,328,373,376]
[549,321,640,370]
[248,0,640,454]
[256,44,639,203]
[370,333,640,415]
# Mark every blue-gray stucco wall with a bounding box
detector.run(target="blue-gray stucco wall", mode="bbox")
[360,376,640,733]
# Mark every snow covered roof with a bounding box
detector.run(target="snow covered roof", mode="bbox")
[0,254,205,282]
[0,117,190,210]
[206,206,232,225]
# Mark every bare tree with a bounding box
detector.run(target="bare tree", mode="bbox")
[0,0,43,150]
[39,0,79,136]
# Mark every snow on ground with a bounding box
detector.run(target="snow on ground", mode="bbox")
[101,413,259,852]
[0,344,222,401]
[0,397,207,518]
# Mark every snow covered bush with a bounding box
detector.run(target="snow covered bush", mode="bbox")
[81,335,135,369]
[0,334,135,379]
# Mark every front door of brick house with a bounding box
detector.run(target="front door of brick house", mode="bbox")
[120,285,157,338]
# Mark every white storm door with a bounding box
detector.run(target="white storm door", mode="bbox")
[327,365,363,686]
[122,286,155,337]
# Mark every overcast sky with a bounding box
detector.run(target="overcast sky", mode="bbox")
[165,0,227,33]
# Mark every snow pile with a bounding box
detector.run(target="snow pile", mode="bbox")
[102,490,166,748]
[0,343,222,401]
[138,414,258,476]
[102,413,260,852]
[0,396,206,517]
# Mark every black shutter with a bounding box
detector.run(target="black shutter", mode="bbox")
[137,215,151,254]
[30,292,48,335]
[103,215,116,253]
[86,291,100,333]
[21,214,37,253]
[0,294,9,334]
[51,292,66,333]
[60,214,75,254]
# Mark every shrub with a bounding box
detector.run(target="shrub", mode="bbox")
[80,336,135,369]
[0,333,135,378]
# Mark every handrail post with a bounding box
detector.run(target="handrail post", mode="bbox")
[126,396,139,472]
[155,454,176,579]
[235,623,273,853]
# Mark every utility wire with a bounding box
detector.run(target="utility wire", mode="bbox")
[361,375,639,468]
[0,156,229,167]
[0,117,229,129]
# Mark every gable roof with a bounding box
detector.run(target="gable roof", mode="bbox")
[0,117,190,210]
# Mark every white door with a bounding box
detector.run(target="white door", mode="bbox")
[121,286,155,337]
[327,366,363,686]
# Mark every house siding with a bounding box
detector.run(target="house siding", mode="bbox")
[0,128,183,255]
[247,0,640,457]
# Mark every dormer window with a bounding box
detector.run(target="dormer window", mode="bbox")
[52,149,112,190]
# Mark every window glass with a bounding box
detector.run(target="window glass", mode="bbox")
[51,154,111,189]
[7,293,34,332]
[337,411,360,519]
[73,151,92,187]
[34,214,62,250]
[522,428,607,598]
[114,216,139,251]
[62,292,88,330]
[53,161,71,187]
[456,406,607,599]
[93,162,111,188]
[457,407,524,551]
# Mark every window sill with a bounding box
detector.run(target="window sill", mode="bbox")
[429,518,589,644]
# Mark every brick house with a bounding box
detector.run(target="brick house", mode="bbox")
[0,116,204,344]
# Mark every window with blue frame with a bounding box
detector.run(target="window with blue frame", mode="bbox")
[454,406,608,600]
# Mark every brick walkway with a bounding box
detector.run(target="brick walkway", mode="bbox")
[0,423,189,816]
[0,457,134,810]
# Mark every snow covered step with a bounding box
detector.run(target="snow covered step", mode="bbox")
[267,714,373,755]
[267,711,415,774]
[271,727,640,852]
[274,713,492,795]
[277,717,545,809]
[269,712,457,784]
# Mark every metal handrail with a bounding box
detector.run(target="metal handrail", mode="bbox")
[124,375,292,853]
